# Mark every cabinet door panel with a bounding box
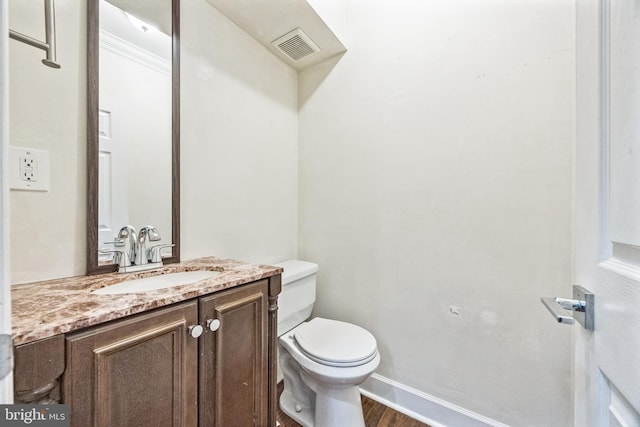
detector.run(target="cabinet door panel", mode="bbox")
[64,301,198,427]
[199,281,268,426]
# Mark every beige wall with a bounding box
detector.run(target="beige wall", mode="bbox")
[298,0,574,426]
[9,0,298,283]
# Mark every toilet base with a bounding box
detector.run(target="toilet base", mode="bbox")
[280,387,314,427]
[312,381,366,427]
[279,381,366,427]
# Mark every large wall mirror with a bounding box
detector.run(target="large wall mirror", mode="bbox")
[87,0,180,274]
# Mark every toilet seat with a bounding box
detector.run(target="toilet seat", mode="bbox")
[293,318,378,367]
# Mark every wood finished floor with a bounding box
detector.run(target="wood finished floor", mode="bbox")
[276,382,431,427]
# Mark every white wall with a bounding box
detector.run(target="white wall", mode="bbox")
[8,0,86,284]
[1,0,14,403]
[8,0,299,283]
[298,1,574,426]
[7,0,575,424]
[180,0,299,265]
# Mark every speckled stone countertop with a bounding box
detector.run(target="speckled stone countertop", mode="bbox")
[12,257,282,346]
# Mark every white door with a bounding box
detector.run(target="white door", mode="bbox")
[97,42,131,260]
[574,0,640,425]
[97,105,129,260]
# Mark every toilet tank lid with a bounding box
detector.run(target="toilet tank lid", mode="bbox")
[274,260,318,285]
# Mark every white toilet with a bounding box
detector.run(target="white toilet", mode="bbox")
[276,260,380,427]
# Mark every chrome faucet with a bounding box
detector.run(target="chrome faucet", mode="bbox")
[100,225,137,268]
[102,225,172,273]
[135,226,161,266]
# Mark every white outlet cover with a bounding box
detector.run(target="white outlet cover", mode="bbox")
[9,146,50,191]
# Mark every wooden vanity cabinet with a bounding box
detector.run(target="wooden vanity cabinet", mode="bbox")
[13,334,65,404]
[36,278,280,427]
[63,300,199,426]
[198,280,268,426]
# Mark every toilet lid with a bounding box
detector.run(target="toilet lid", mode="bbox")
[294,318,377,366]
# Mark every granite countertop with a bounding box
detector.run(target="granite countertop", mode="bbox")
[11,257,282,346]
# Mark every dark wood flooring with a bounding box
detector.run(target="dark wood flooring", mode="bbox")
[276,382,430,427]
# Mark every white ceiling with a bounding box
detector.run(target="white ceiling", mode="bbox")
[205,0,346,70]
[107,0,173,36]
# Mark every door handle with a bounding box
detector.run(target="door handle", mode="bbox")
[541,297,577,324]
[540,285,594,330]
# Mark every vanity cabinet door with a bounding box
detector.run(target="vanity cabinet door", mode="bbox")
[199,280,269,426]
[63,301,199,427]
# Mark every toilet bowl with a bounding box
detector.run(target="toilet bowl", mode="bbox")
[275,260,380,427]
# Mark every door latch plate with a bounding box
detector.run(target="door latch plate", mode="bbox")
[573,285,594,330]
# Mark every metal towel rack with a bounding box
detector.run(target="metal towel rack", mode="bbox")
[9,0,60,69]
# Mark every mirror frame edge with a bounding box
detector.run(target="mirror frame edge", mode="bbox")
[86,0,181,275]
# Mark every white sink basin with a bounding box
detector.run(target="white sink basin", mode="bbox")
[93,270,221,295]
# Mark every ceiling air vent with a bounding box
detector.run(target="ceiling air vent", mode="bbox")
[272,28,320,62]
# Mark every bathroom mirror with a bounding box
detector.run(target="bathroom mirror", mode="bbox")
[87,0,180,274]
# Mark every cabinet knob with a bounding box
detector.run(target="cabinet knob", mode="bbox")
[188,324,204,338]
[206,319,220,332]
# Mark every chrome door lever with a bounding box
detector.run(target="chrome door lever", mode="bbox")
[541,297,577,324]
[541,285,594,330]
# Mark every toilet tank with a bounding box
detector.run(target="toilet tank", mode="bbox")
[275,260,318,336]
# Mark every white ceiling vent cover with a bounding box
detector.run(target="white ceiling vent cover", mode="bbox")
[272,28,320,62]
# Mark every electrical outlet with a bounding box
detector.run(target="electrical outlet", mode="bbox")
[10,146,50,191]
[19,153,38,182]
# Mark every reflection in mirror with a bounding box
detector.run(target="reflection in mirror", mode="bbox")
[98,0,172,260]
[87,0,180,274]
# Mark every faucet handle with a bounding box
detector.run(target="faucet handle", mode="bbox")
[104,239,125,247]
[117,225,136,239]
[136,226,161,265]
[139,226,161,242]
[148,227,161,242]
[148,244,175,263]
[98,248,132,267]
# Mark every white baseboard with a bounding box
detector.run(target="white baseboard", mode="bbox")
[359,373,510,427]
